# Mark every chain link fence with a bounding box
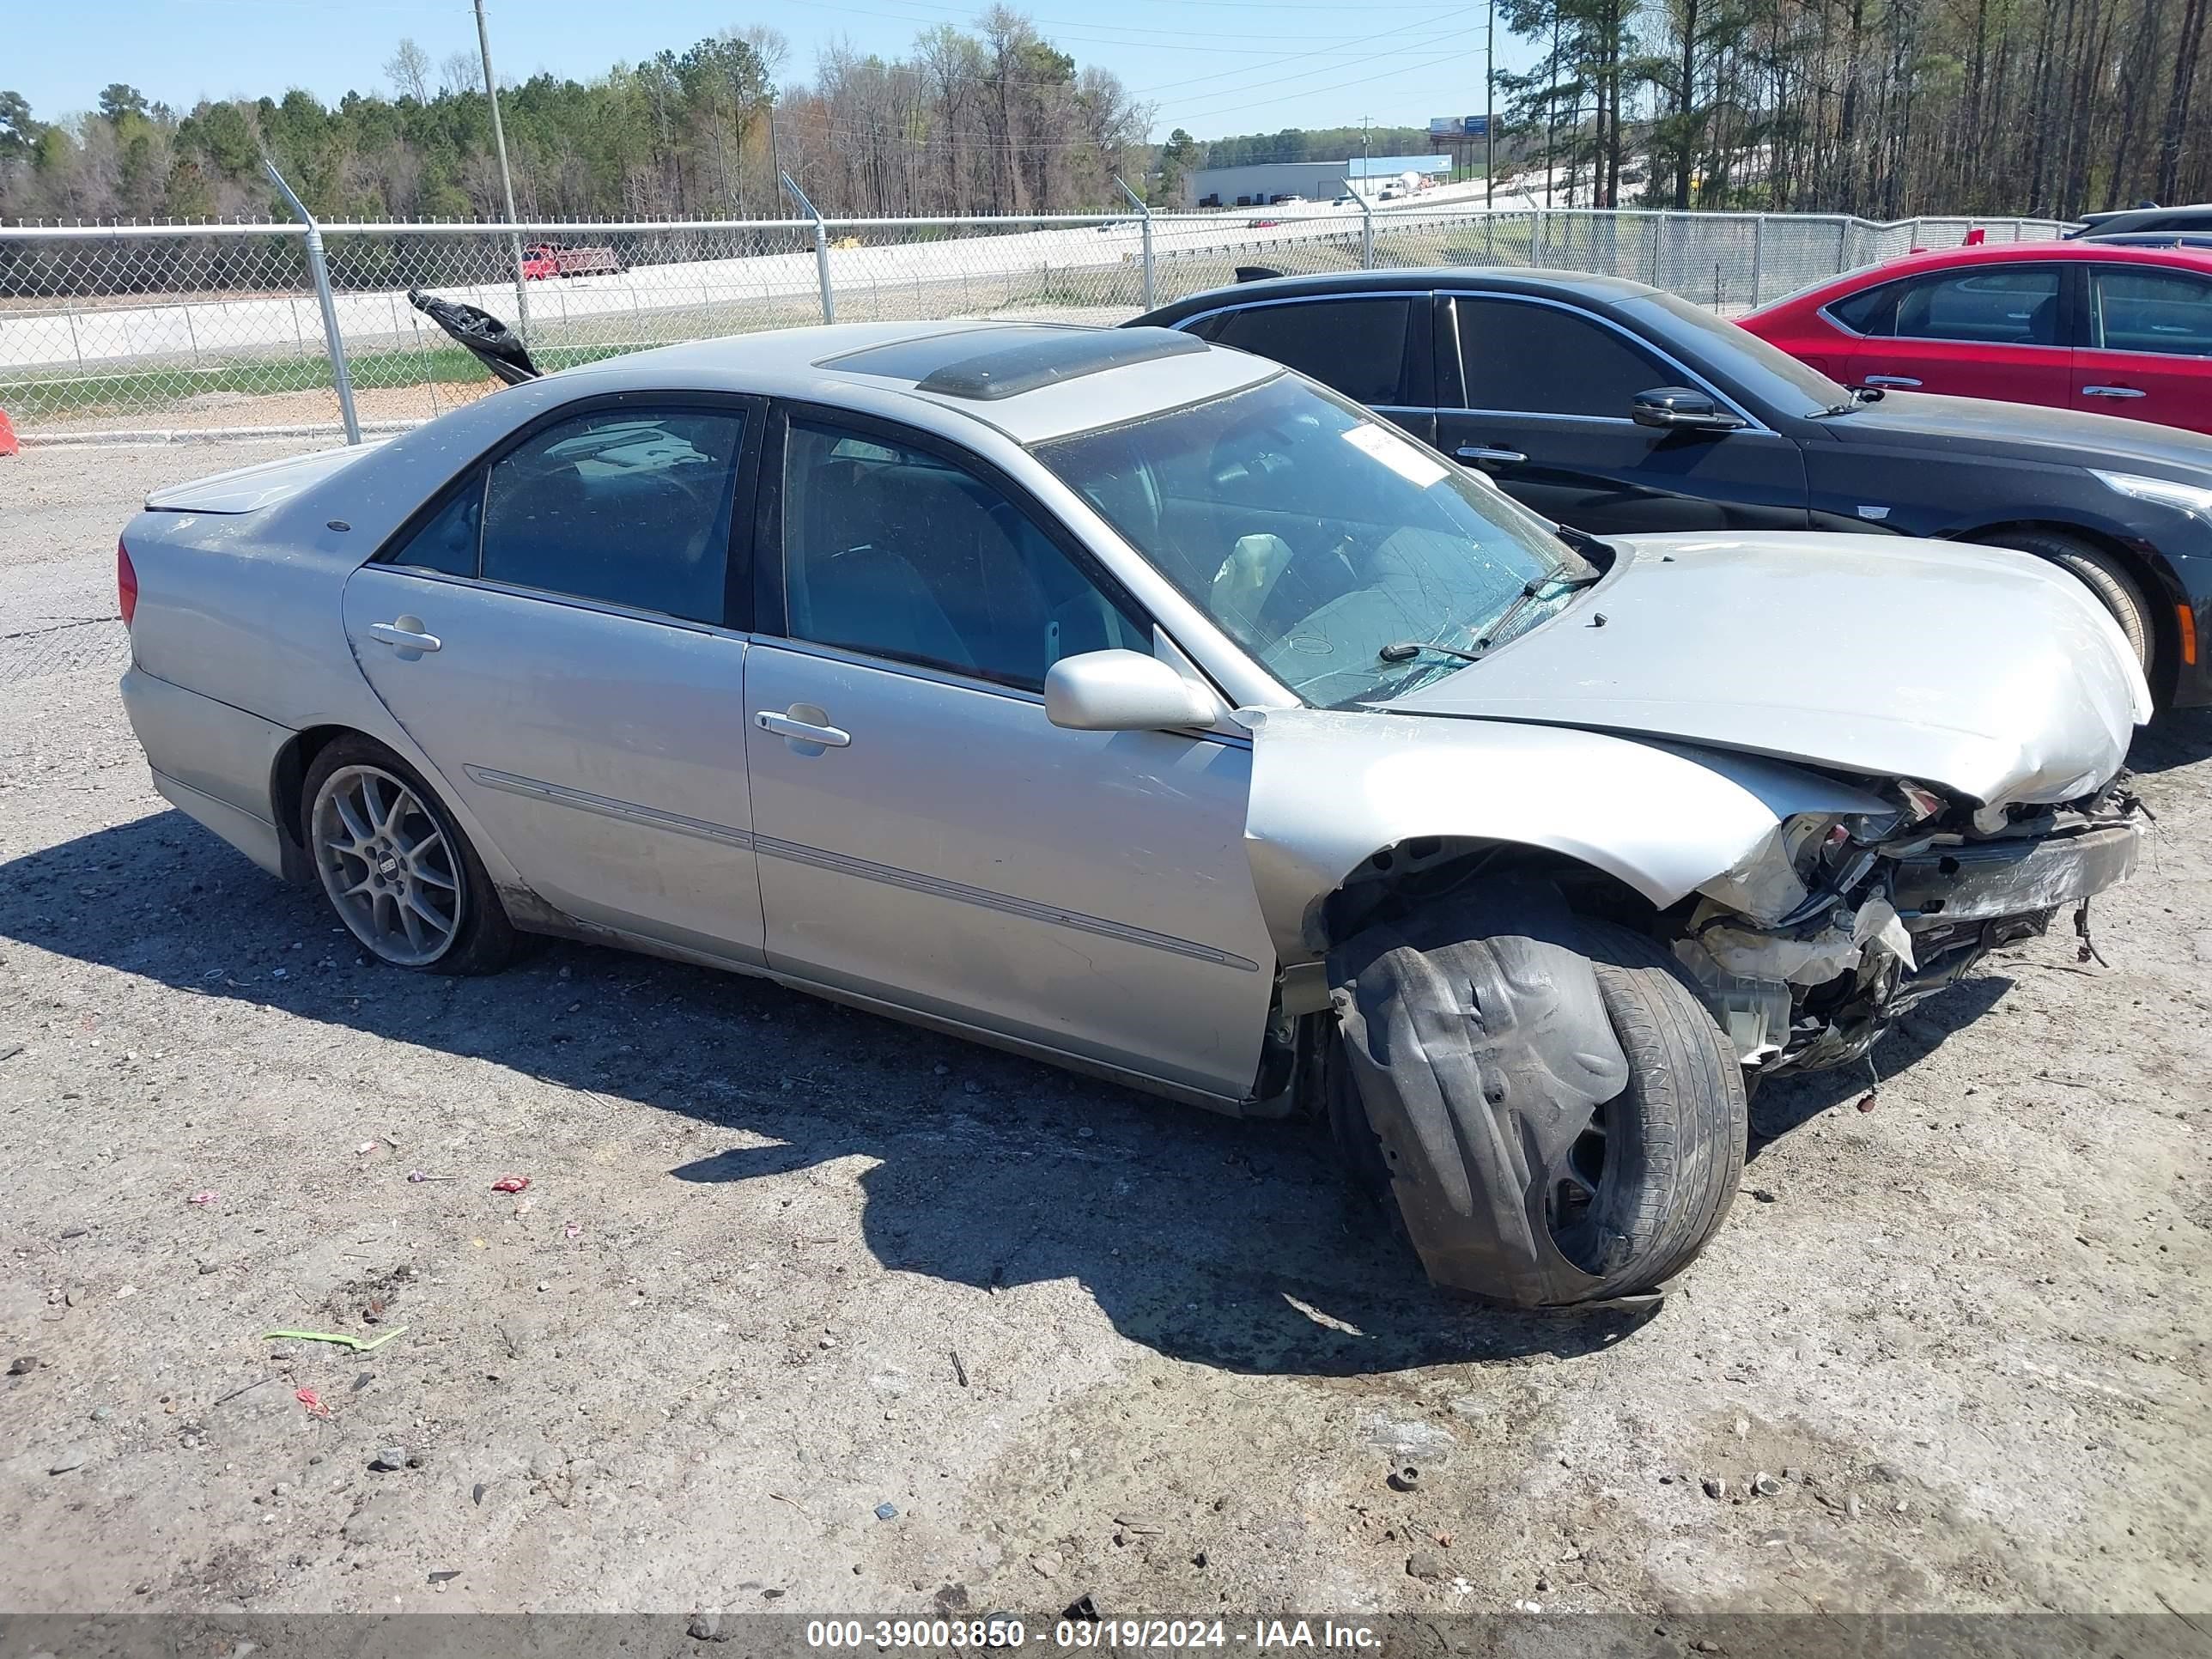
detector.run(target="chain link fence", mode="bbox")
[0,205,2073,443]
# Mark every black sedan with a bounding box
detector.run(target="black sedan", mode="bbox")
[1130,269,2212,708]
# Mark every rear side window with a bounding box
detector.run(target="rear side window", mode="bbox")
[478,408,745,623]
[1891,267,2062,345]
[1454,296,1669,417]
[386,481,482,578]
[1204,298,1415,404]
[2092,266,2212,356]
[1825,281,1901,335]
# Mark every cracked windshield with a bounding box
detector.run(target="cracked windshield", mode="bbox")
[1037,375,1591,707]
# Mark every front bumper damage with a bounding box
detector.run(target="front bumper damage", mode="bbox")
[1673,789,2143,1074]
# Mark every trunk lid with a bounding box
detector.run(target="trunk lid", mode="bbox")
[143,443,378,515]
[1388,532,2149,805]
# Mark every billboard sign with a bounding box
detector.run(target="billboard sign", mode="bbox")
[1429,116,1490,137]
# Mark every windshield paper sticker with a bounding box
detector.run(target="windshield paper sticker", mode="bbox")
[1343,422,1449,489]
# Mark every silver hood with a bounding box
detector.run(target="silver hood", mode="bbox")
[1391,532,2151,805]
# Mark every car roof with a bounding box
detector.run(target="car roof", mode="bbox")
[2076,203,2212,234]
[1746,237,2212,315]
[1137,265,1662,321]
[546,320,1277,446]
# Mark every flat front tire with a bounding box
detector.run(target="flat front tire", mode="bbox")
[1329,897,1747,1306]
[302,735,515,975]
[1555,921,1748,1299]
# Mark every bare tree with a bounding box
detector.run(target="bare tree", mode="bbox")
[384,39,432,103]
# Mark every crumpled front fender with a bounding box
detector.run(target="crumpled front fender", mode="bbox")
[1240,707,1892,962]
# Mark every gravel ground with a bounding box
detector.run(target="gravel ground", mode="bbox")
[0,440,2206,1620]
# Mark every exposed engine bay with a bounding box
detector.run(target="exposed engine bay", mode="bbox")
[1673,774,2145,1073]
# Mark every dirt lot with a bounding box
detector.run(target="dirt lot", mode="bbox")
[1,438,2207,1623]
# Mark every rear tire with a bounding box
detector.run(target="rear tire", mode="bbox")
[1979,529,2154,672]
[301,735,515,975]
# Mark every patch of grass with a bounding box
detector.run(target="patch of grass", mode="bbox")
[0,339,645,422]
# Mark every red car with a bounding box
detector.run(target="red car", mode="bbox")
[1739,240,2212,434]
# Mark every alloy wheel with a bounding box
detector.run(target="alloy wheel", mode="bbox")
[311,763,465,967]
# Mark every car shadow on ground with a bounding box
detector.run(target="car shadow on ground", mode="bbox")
[3,809,1658,1377]
[2129,708,2212,775]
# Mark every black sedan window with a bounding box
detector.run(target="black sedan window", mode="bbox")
[1619,289,1853,416]
[1453,297,1668,417]
[1204,298,1417,405]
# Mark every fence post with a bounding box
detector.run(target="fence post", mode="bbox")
[264,160,362,446]
[1113,176,1153,311]
[781,172,834,325]
[1342,178,1374,269]
[1750,216,1765,308]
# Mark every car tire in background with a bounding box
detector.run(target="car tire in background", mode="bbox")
[302,734,517,975]
[1977,528,2154,672]
[1328,891,1746,1307]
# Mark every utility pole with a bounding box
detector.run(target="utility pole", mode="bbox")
[473,0,530,341]
[1485,0,1496,209]
[769,98,785,199]
[1361,115,1370,198]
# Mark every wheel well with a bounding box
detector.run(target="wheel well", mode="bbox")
[270,724,363,873]
[1960,519,2178,701]
[1318,836,1663,951]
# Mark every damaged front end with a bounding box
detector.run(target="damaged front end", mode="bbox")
[1671,775,2145,1073]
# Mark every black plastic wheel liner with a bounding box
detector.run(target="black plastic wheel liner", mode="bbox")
[1326,878,1632,1307]
[406,288,541,385]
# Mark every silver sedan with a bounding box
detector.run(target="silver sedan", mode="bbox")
[117,322,2148,1306]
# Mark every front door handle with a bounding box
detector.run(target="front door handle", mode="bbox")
[756,708,851,749]
[1862,374,1922,387]
[2081,385,2147,398]
[1455,445,1528,465]
[367,618,441,653]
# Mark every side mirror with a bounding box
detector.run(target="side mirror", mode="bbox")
[1632,386,1746,431]
[1044,649,1217,732]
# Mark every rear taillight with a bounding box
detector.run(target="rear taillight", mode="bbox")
[117,538,138,629]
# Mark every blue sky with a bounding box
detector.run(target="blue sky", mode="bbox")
[14,0,1527,144]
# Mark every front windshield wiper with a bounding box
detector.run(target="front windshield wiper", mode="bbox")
[1550,521,1613,567]
[1377,569,1605,669]
[1379,638,1484,665]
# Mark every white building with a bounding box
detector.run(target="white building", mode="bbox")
[1188,154,1450,209]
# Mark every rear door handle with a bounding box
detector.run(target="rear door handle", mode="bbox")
[1455,445,1528,464]
[367,619,441,653]
[2081,385,2147,398]
[1862,374,1922,387]
[756,709,851,748]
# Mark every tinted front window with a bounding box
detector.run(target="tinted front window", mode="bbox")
[780,421,1147,690]
[1892,267,2062,344]
[480,408,744,623]
[1036,375,1585,708]
[1455,297,1666,417]
[1206,298,1414,404]
[2093,266,2212,356]
[1621,289,1850,416]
